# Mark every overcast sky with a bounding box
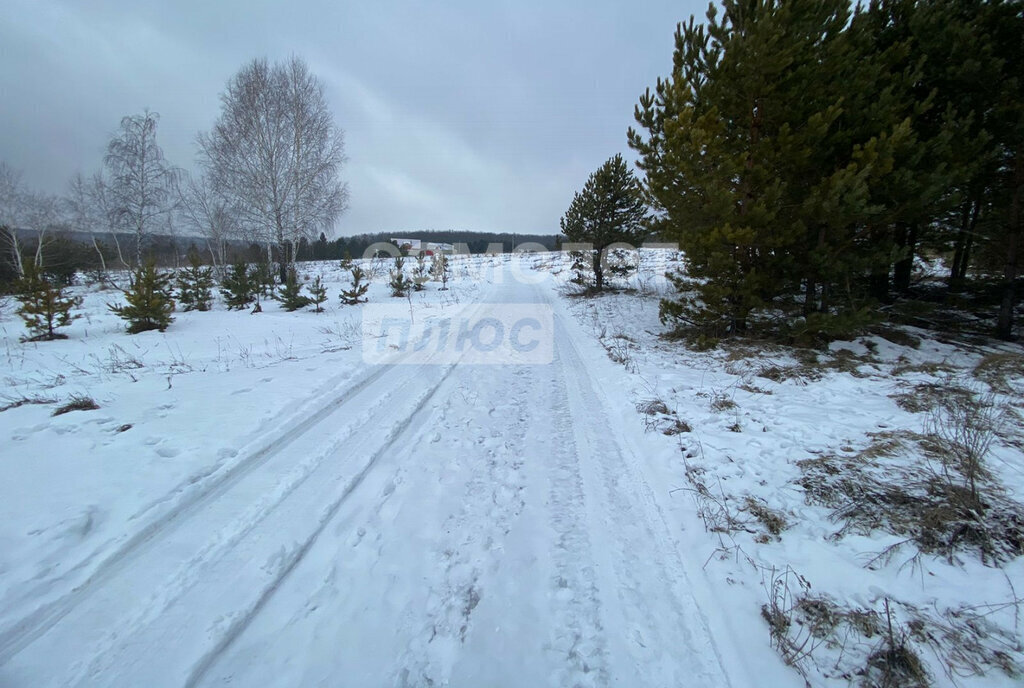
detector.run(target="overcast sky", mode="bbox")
[0,0,703,236]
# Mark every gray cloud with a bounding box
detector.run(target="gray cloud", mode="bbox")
[0,0,699,235]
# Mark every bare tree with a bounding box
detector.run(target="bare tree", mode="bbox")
[65,172,110,276]
[0,163,61,276]
[198,56,348,281]
[177,172,239,268]
[0,162,26,277]
[103,110,179,265]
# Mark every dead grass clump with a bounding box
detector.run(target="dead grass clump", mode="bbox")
[636,398,670,416]
[663,417,693,435]
[738,381,773,395]
[710,392,737,412]
[0,395,57,413]
[52,395,99,416]
[744,496,788,540]
[891,360,956,377]
[637,400,691,435]
[797,430,1024,566]
[891,381,974,414]
[763,575,1022,686]
[974,352,1024,394]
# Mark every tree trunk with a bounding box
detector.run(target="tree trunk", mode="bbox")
[997,150,1022,340]
[893,222,918,293]
[592,250,604,291]
[949,200,980,291]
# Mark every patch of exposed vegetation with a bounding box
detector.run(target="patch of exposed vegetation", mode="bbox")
[52,395,99,416]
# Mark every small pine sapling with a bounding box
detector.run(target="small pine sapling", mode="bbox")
[176,251,215,311]
[340,265,369,305]
[253,260,276,299]
[412,253,429,291]
[432,253,450,290]
[108,260,175,333]
[279,267,313,311]
[339,251,353,270]
[221,260,255,310]
[16,261,81,341]
[389,256,411,297]
[308,275,328,313]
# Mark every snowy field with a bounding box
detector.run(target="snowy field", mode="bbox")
[0,251,1022,687]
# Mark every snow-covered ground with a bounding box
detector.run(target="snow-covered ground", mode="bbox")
[0,251,1021,687]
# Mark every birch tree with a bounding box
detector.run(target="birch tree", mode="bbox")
[177,172,238,268]
[103,110,179,265]
[198,56,348,282]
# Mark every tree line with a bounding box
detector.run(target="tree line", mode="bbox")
[565,0,1022,341]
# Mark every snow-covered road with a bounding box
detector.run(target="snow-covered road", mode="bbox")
[0,277,760,687]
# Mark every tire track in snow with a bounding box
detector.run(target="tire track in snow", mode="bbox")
[554,310,736,687]
[395,368,530,687]
[0,361,431,679]
[543,360,611,688]
[181,360,463,688]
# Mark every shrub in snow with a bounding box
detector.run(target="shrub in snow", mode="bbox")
[176,252,215,312]
[412,254,429,291]
[279,267,312,312]
[340,266,369,305]
[108,260,175,334]
[308,275,328,313]
[431,253,450,290]
[389,256,411,297]
[16,261,81,341]
[220,260,256,310]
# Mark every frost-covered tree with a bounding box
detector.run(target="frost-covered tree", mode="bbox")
[389,256,411,297]
[103,111,179,265]
[198,57,348,282]
[412,253,429,291]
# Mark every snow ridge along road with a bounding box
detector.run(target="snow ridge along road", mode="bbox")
[1,275,756,687]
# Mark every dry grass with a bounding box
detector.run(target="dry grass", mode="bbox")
[974,352,1024,394]
[0,395,57,413]
[744,496,788,541]
[762,577,1022,686]
[891,381,974,414]
[797,430,1024,566]
[52,395,99,416]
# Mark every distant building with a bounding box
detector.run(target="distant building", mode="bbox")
[390,238,454,257]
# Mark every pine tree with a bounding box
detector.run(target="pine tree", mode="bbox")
[340,265,369,304]
[389,256,411,297]
[559,154,647,292]
[16,261,80,341]
[108,260,175,333]
[279,266,312,311]
[629,0,901,337]
[176,251,214,311]
[253,259,276,298]
[221,260,255,310]
[431,253,450,290]
[308,275,328,313]
[412,253,429,291]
